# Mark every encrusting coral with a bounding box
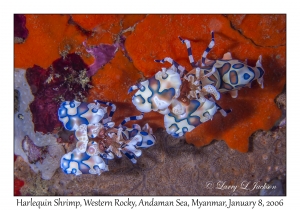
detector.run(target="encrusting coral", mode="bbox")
[14,14,146,70]
[226,14,286,47]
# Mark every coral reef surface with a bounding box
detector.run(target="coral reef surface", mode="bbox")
[15,124,286,195]
[14,69,64,180]
[14,14,286,195]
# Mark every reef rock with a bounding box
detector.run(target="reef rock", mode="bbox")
[14,68,64,180]
[14,124,285,195]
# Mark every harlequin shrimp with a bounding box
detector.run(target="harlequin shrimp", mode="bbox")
[153,53,225,137]
[58,100,155,175]
[163,97,218,137]
[177,31,265,99]
[128,67,182,115]
[128,61,222,137]
[130,31,265,137]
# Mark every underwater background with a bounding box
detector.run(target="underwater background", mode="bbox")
[14,14,286,196]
